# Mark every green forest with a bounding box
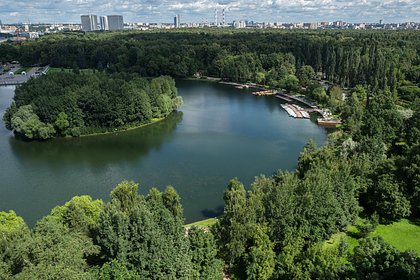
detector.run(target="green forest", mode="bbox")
[1,29,420,279]
[2,72,182,139]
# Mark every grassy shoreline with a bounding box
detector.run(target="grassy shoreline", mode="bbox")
[185,217,218,228]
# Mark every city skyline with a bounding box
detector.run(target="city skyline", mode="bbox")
[0,0,419,24]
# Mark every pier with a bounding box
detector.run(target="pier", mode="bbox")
[280,104,310,119]
[252,90,275,96]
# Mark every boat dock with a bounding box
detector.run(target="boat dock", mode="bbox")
[252,90,275,96]
[276,92,317,108]
[221,81,341,126]
[280,104,310,119]
[275,94,292,102]
[317,118,342,127]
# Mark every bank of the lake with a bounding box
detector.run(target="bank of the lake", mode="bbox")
[78,117,166,138]
[0,80,327,226]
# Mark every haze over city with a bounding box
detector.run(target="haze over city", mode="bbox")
[0,0,419,23]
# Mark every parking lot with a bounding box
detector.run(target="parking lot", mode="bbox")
[0,64,49,86]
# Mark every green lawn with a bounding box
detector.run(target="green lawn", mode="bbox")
[371,219,420,254]
[185,218,217,229]
[324,229,359,254]
[324,219,420,255]
[48,67,95,74]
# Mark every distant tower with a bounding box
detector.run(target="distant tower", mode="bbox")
[214,9,218,26]
[379,19,383,24]
[81,14,98,31]
[107,15,123,30]
[174,14,180,28]
[100,16,109,30]
[222,8,225,26]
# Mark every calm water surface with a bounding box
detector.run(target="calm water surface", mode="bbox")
[0,80,327,226]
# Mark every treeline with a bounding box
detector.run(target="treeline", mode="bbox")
[0,30,419,98]
[3,71,182,139]
[0,183,223,279]
[211,83,420,279]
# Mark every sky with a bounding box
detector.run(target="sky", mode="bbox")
[0,0,419,24]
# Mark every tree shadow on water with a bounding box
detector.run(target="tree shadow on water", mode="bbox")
[201,205,224,219]
[8,111,183,168]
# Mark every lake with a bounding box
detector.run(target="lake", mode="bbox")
[0,79,327,226]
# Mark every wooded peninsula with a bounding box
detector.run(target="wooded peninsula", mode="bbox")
[3,72,182,139]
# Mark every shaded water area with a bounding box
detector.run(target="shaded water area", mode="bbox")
[0,80,328,226]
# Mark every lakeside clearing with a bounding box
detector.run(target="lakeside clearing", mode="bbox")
[185,218,218,229]
[324,219,420,254]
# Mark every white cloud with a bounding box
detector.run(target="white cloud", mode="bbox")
[0,0,418,23]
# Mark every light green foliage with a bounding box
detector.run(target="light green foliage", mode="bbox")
[10,105,56,139]
[163,185,183,219]
[245,225,275,280]
[0,210,27,236]
[185,218,217,228]
[215,178,249,265]
[311,86,327,104]
[93,259,140,280]
[366,174,411,221]
[215,178,276,280]
[50,195,103,233]
[360,89,403,147]
[2,102,17,130]
[328,85,343,112]
[5,73,180,140]
[0,211,29,279]
[297,65,315,87]
[95,181,193,279]
[54,111,69,133]
[341,85,366,135]
[350,236,420,279]
[279,74,299,92]
[12,216,99,279]
[398,85,420,102]
[371,219,420,254]
[189,227,224,280]
[110,180,140,211]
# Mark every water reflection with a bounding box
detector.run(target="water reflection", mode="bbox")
[9,111,183,167]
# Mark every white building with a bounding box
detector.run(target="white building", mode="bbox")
[107,15,124,31]
[100,16,109,30]
[233,20,246,29]
[81,15,98,31]
[174,14,180,28]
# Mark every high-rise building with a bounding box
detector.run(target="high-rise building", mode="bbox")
[107,15,124,31]
[174,14,180,28]
[81,15,98,31]
[100,16,109,30]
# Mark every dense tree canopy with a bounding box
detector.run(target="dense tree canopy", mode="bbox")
[3,72,182,140]
[1,29,420,279]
